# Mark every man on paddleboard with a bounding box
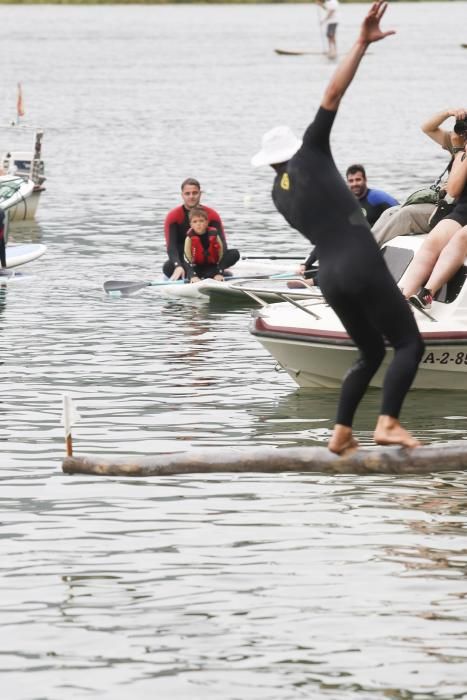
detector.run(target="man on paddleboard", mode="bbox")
[163,178,239,281]
[251,2,424,455]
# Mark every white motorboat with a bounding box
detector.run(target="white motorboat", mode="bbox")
[0,128,45,221]
[0,175,35,221]
[250,235,467,391]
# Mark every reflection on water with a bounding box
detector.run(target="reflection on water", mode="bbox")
[1,3,467,698]
[2,474,467,699]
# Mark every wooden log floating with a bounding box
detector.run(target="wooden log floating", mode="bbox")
[62,442,467,477]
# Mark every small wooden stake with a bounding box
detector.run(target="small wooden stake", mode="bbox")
[66,433,73,457]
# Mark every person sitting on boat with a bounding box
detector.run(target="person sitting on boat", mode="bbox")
[183,207,227,283]
[372,108,467,246]
[163,177,239,281]
[252,1,424,454]
[346,164,399,226]
[399,112,467,310]
[296,163,398,282]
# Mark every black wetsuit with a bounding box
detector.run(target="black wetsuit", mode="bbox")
[272,107,424,426]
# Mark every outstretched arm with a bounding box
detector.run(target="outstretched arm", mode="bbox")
[321,1,395,112]
[421,108,467,148]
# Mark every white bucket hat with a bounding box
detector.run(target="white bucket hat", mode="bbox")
[251,125,302,168]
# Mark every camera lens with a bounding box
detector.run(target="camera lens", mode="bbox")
[454,119,467,135]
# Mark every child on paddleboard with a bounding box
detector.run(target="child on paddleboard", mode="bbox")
[184,207,226,283]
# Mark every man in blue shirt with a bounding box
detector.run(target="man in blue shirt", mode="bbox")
[346,163,399,226]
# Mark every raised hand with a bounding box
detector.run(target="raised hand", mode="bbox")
[360,1,395,45]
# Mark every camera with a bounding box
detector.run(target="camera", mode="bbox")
[453,118,467,135]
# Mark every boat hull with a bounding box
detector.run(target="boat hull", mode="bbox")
[250,234,467,391]
[7,187,42,221]
[254,331,467,390]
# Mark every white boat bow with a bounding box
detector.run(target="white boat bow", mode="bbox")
[250,235,467,391]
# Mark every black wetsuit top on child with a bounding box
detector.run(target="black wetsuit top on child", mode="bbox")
[272,106,424,427]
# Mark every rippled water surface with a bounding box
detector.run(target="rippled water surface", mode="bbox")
[1,3,467,698]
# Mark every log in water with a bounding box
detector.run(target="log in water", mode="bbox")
[62,442,467,477]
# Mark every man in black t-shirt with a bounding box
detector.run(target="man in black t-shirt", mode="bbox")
[252,2,424,455]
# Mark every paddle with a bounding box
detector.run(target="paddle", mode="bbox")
[104,272,303,297]
[103,279,185,295]
[241,255,306,261]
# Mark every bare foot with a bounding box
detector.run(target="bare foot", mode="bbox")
[374,415,421,448]
[328,424,359,456]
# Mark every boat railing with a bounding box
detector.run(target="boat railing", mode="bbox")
[229,279,324,319]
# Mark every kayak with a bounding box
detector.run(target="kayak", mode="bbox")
[2,243,47,270]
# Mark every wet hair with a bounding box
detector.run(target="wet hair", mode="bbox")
[188,206,209,222]
[346,164,366,179]
[181,177,201,191]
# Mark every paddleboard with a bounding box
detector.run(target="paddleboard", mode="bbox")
[274,48,326,56]
[197,278,321,304]
[159,275,295,301]
[4,243,47,269]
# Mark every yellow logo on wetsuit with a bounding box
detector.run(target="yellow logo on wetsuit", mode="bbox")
[280,173,290,191]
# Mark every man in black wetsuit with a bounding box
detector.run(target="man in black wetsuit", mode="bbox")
[251,1,424,455]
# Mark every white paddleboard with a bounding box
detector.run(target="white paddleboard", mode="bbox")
[274,48,326,56]
[197,278,321,304]
[3,243,47,269]
[160,280,207,299]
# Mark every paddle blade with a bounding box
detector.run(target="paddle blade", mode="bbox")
[103,280,151,295]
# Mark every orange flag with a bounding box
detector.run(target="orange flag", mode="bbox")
[16,83,25,119]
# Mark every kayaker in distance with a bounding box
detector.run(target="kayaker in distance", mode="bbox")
[163,177,240,281]
[251,1,424,455]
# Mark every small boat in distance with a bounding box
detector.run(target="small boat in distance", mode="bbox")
[0,175,35,221]
[0,128,45,222]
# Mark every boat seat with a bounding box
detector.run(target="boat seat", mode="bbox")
[434,265,467,303]
[382,244,467,305]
